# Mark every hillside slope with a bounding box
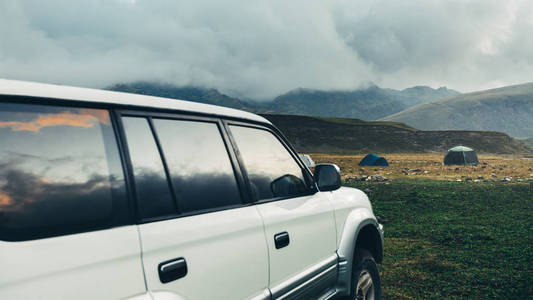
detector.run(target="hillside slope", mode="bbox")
[517,138,533,148]
[381,82,533,138]
[262,114,531,154]
[267,85,459,120]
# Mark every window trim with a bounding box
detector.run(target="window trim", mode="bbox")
[223,120,318,205]
[146,116,181,214]
[116,109,251,223]
[115,114,179,220]
[109,109,138,224]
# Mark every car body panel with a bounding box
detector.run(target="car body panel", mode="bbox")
[328,186,383,296]
[138,206,269,300]
[255,192,337,295]
[0,226,146,300]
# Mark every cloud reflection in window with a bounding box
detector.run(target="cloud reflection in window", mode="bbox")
[154,119,242,213]
[0,103,126,241]
[229,125,307,201]
[0,108,110,133]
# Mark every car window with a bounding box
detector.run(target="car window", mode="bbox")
[122,117,176,219]
[229,125,308,201]
[153,119,242,213]
[0,102,128,241]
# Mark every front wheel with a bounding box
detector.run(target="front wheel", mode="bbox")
[351,249,381,300]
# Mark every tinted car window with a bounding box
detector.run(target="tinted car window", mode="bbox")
[153,119,242,213]
[122,117,175,219]
[229,125,308,201]
[0,102,128,241]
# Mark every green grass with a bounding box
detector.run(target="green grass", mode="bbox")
[345,179,533,299]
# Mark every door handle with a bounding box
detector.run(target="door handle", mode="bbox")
[158,257,187,283]
[274,231,290,249]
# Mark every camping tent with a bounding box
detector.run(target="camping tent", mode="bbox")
[443,146,478,165]
[359,154,389,166]
[298,154,316,168]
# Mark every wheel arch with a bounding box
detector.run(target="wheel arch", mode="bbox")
[335,209,383,296]
[355,224,383,264]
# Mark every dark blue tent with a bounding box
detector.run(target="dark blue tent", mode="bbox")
[359,154,389,166]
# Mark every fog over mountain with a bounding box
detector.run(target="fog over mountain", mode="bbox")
[1,0,533,100]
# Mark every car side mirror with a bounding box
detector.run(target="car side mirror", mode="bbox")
[314,164,341,191]
[271,174,307,198]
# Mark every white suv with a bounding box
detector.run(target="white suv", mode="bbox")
[0,79,384,300]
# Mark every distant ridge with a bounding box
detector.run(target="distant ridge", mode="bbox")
[381,82,533,138]
[399,86,460,106]
[262,114,531,154]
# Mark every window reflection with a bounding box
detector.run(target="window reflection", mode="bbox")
[0,103,127,241]
[229,126,307,201]
[122,117,176,219]
[153,119,242,213]
[0,108,110,132]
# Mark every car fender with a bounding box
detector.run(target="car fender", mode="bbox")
[335,208,382,296]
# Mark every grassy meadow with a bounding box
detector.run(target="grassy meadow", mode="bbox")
[353,180,533,299]
[324,154,533,299]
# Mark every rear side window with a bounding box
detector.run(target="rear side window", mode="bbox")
[0,102,128,241]
[122,116,242,218]
[153,119,242,213]
[229,125,308,201]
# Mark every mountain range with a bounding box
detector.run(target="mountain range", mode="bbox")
[107,81,533,140]
[381,82,533,138]
[108,82,459,120]
[264,85,459,120]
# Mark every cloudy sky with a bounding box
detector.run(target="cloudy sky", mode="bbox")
[1,0,532,100]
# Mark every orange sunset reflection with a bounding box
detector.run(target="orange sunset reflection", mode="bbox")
[0,109,110,133]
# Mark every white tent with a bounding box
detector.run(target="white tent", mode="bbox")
[298,154,316,168]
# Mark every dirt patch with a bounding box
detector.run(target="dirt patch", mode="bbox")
[309,153,533,182]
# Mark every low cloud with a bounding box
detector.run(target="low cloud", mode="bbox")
[0,0,532,99]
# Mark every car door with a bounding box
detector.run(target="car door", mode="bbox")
[118,113,270,300]
[227,123,338,299]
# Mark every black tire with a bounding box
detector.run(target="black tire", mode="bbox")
[350,249,382,300]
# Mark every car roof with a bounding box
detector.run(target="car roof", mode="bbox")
[0,79,270,124]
